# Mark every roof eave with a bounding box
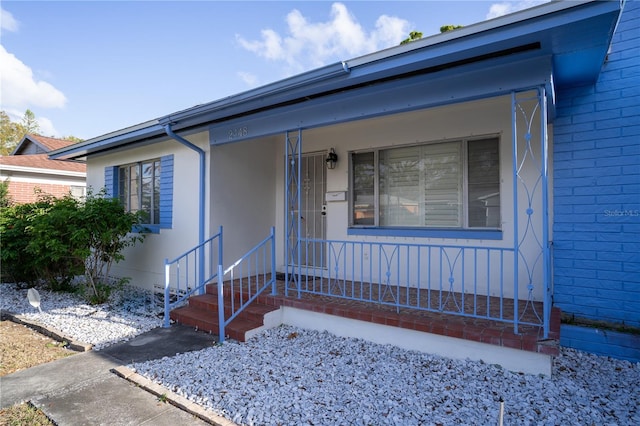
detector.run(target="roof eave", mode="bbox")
[159,0,622,133]
[49,120,164,160]
[50,0,623,159]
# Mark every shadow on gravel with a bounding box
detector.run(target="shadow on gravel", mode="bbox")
[100,323,217,364]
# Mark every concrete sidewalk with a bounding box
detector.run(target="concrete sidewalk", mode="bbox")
[0,324,235,425]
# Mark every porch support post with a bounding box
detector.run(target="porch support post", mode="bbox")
[285,129,303,298]
[511,87,551,338]
[539,87,551,339]
[511,91,520,336]
[217,264,225,343]
[270,226,277,295]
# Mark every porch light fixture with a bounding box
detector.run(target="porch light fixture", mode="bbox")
[326,148,338,169]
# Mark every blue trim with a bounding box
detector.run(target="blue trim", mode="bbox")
[180,1,619,136]
[104,166,118,198]
[132,224,160,234]
[561,324,640,362]
[511,91,520,335]
[51,122,165,160]
[159,154,174,229]
[209,55,552,145]
[347,227,503,240]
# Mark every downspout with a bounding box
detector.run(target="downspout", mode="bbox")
[163,124,206,293]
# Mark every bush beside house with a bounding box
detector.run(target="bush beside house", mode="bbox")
[0,191,145,304]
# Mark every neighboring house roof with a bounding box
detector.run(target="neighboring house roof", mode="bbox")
[50,0,623,161]
[1,134,86,178]
[0,154,86,175]
[12,134,79,155]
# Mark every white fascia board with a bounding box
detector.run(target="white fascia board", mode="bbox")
[0,164,86,178]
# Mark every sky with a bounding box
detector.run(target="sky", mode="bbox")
[1,0,549,141]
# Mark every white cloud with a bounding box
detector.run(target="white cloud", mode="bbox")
[35,116,58,137]
[486,1,551,19]
[1,8,19,33]
[237,71,259,88]
[0,45,67,110]
[236,2,410,75]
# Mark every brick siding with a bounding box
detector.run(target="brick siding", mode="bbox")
[553,1,640,330]
[7,180,76,204]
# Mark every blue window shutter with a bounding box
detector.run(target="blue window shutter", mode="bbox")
[104,166,119,198]
[159,155,174,229]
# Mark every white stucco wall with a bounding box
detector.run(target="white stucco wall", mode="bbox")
[210,138,278,268]
[86,93,552,303]
[273,94,553,301]
[86,132,210,291]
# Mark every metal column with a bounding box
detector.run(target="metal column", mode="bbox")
[511,87,551,337]
[285,130,303,297]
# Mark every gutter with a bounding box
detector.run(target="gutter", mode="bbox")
[49,120,165,161]
[162,124,206,285]
[162,62,350,128]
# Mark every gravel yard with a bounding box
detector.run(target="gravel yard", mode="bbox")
[2,283,638,425]
[0,283,162,350]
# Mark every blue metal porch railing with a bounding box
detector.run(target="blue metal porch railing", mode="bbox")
[217,227,276,342]
[163,226,223,328]
[288,238,546,332]
[164,226,276,342]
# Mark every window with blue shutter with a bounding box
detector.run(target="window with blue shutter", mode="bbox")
[104,166,118,198]
[104,154,173,232]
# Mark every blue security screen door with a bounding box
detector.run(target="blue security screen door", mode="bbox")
[293,152,327,268]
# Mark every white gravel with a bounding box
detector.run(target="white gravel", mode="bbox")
[130,326,640,426]
[2,283,639,425]
[0,283,162,350]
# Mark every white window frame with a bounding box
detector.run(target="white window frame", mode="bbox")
[118,158,161,225]
[349,135,501,230]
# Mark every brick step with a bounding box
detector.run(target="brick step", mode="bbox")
[170,292,279,342]
[188,293,278,323]
[205,283,271,301]
[255,289,562,356]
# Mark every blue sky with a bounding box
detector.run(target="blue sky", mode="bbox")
[1,1,548,140]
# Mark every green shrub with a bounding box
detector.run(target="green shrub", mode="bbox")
[24,194,85,291]
[0,189,146,303]
[1,201,43,286]
[74,192,145,304]
[0,179,11,208]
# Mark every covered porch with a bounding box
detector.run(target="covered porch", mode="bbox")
[167,87,553,319]
[157,1,620,375]
[166,83,557,377]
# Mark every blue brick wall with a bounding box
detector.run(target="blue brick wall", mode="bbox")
[553,0,640,347]
[560,325,640,362]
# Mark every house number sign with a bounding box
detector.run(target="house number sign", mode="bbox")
[228,126,248,140]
